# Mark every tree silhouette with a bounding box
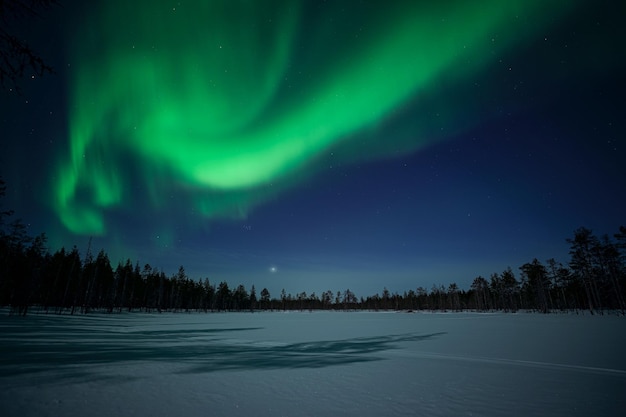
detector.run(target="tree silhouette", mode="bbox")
[520,259,551,312]
[1,179,625,316]
[568,227,601,312]
[0,0,59,92]
[260,287,270,310]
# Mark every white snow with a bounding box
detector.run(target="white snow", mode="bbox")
[1,311,624,416]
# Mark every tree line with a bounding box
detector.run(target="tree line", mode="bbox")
[1,179,625,315]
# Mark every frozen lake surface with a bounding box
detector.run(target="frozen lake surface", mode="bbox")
[1,311,625,416]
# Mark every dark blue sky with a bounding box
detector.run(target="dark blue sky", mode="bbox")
[1,0,624,297]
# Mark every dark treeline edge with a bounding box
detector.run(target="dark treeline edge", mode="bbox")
[1,180,625,315]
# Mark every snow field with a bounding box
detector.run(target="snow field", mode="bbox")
[0,311,624,416]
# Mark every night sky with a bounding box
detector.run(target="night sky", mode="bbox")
[1,0,624,297]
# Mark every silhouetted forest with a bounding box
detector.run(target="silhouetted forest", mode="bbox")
[1,178,625,315]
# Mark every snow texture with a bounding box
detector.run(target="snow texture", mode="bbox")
[0,311,624,416]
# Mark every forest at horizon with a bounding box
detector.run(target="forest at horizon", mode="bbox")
[1,178,625,316]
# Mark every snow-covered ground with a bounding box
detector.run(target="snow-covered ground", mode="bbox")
[1,311,624,416]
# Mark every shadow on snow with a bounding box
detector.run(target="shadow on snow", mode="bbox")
[0,319,446,379]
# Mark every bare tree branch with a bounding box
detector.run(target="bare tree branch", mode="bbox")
[0,0,59,93]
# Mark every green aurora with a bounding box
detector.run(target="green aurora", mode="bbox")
[53,0,578,237]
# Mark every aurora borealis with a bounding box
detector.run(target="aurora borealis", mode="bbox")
[55,0,575,234]
[1,0,624,295]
